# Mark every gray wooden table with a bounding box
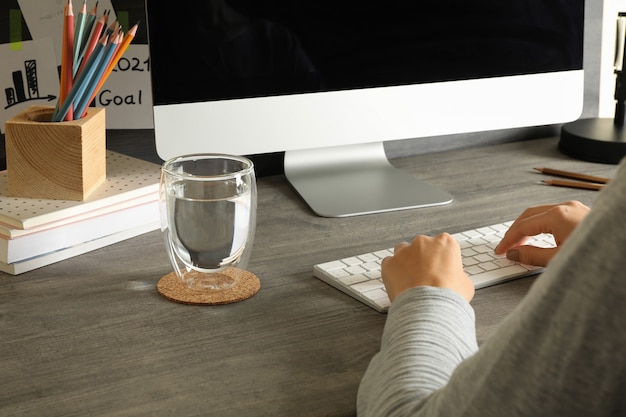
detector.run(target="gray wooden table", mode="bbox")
[0,136,617,417]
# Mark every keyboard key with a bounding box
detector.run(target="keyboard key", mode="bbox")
[493,258,517,268]
[364,270,382,279]
[465,265,484,275]
[473,245,492,254]
[352,280,385,294]
[327,269,350,279]
[476,226,497,235]
[317,260,346,271]
[364,288,388,301]
[345,265,367,275]
[491,223,509,232]
[470,264,530,288]
[461,230,482,239]
[463,257,480,267]
[468,237,489,246]
[478,261,499,271]
[461,248,478,257]
[373,298,391,310]
[359,253,380,263]
[361,261,381,271]
[474,253,495,263]
[373,249,393,258]
[342,257,362,266]
[339,274,369,286]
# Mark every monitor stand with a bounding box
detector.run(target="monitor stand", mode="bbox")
[284,142,453,217]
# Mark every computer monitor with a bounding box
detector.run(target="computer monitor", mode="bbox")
[145,1,584,217]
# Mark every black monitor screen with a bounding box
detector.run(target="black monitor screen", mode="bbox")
[147,0,584,105]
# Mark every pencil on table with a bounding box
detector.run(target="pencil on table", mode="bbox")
[534,167,610,184]
[542,179,605,191]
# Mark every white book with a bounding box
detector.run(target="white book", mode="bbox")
[0,151,160,230]
[0,221,160,275]
[0,199,159,263]
[0,192,159,238]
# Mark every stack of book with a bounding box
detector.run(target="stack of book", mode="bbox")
[0,151,161,274]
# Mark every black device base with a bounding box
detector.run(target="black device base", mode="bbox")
[559,118,626,164]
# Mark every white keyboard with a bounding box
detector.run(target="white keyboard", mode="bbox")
[313,222,556,312]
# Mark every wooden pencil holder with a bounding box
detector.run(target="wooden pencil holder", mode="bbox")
[4,105,106,201]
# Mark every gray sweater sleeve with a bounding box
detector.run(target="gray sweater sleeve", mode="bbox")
[357,287,478,416]
[358,160,626,417]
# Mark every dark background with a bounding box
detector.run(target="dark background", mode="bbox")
[0,0,149,44]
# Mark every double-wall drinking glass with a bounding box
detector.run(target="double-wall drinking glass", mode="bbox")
[160,154,257,293]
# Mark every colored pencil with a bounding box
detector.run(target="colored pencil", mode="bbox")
[103,23,137,80]
[85,1,99,34]
[76,9,106,77]
[54,4,135,122]
[103,8,110,27]
[73,0,88,75]
[74,32,120,118]
[59,0,75,120]
[56,2,68,111]
[53,34,108,122]
[105,18,118,37]
[80,23,139,118]
[76,1,99,69]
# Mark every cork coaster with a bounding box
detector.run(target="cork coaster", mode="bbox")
[157,268,260,305]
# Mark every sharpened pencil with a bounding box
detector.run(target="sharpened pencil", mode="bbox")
[86,1,99,30]
[53,4,134,121]
[76,9,106,77]
[542,179,605,191]
[79,23,139,119]
[534,167,610,184]
[74,32,120,118]
[76,0,99,69]
[73,0,88,75]
[105,18,117,36]
[59,0,75,120]
[53,34,108,122]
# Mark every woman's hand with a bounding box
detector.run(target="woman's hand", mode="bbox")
[382,233,475,303]
[495,200,590,267]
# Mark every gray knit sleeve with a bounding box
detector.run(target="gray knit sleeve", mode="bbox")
[358,160,626,417]
[357,286,478,417]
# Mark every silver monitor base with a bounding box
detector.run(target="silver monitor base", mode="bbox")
[284,142,453,217]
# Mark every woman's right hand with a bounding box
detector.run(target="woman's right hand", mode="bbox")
[494,200,590,267]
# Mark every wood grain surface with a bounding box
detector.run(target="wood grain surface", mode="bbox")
[0,133,618,417]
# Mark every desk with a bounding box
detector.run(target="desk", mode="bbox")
[0,135,618,416]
